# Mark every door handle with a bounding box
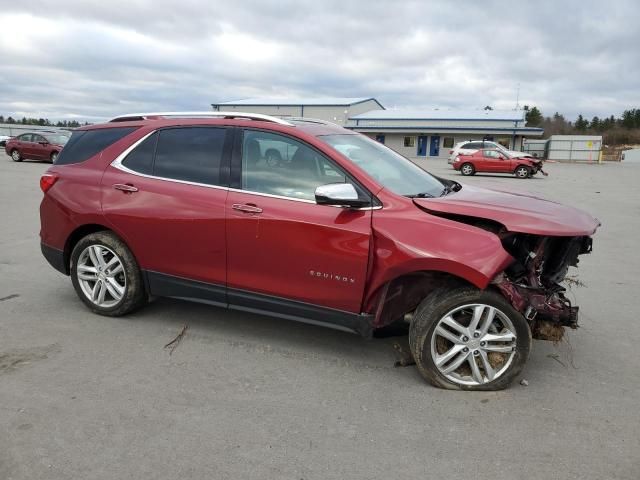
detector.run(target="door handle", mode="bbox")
[113,183,138,193]
[232,203,263,214]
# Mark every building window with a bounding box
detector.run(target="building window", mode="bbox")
[403,136,416,147]
[443,137,454,149]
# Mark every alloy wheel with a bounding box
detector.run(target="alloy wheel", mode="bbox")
[11,150,20,161]
[430,303,517,386]
[76,244,127,308]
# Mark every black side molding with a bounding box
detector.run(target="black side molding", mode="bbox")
[142,270,374,337]
[41,243,68,275]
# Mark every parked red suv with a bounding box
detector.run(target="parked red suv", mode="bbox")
[453,148,545,178]
[39,112,599,390]
[6,131,69,163]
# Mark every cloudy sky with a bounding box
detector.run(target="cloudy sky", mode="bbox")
[1,0,638,122]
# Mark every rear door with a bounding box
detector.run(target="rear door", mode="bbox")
[102,126,232,304]
[15,134,33,156]
[226,128,372,314]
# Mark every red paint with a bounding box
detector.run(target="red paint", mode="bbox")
[5,133,65,162]
[453,149,542,175]
[40,116,599,318]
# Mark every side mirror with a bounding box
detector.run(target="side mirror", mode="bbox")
[315,183,369,208]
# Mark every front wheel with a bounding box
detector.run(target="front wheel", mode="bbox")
[409,287,531,390]
[70,231,147,316]
[515,165,531,178]
[11,149,22,162]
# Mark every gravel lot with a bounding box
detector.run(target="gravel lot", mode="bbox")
[1,153,639,480]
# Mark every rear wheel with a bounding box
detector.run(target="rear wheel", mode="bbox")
[515,165,531,178]
[460,163,475,176]
[11,149,22,162]
[70,231,147,316]
[409,287,531,390]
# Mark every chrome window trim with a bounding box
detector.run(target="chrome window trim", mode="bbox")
[110,129,383,210]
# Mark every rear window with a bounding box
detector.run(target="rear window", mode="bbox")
[55,127,137,165]
[122,132,158,175]
[152,127,226,186]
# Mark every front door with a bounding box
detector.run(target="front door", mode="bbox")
[101,126,231,303]
[429,135,440,157]
[30,134,48,160]
[417,135,428,156]
[226,129,372,313]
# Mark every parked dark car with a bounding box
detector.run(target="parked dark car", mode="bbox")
[39,112,598,390]
[5,131,69,163]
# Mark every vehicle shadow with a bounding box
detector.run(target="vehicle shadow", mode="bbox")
[125,296,405,370]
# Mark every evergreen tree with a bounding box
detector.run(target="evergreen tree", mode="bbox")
[525,106,543,126]
[590,116,600,131]
[574,114,588,131]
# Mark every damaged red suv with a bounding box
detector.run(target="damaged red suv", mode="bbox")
[39,112,599,390]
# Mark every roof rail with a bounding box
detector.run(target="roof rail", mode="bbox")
[108,111,294,126]
[286,117,340,126]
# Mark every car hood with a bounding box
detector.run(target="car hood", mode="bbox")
[413,184,600,236]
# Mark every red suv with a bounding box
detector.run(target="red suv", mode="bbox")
[39,112,599,390]
[6,131,69,163]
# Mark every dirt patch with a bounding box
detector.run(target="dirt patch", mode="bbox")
[0,344,60,375]
[532,320,565,343]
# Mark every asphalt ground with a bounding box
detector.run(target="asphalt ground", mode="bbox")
[1,152,639,479]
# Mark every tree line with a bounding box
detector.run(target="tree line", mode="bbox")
[524,106,640,145]
[0,115,89,128]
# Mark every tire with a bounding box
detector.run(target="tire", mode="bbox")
[515,165,531,179]
[10,149,22,162]
[460,163,475,176]
[50,151,58,163]
[70,231,147,316]
[265,149,282,167]
[409,286,531,391]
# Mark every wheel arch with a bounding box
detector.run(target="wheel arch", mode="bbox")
[364,269,479,330]
[63,223,114,274]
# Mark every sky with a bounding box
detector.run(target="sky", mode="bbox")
[0,0,638,122]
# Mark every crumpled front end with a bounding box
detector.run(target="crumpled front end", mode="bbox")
[492,233,594,339]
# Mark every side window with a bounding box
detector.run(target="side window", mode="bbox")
[484,150,498,158]
[56,127,137,165]
[241,130,349,201]
[19,134,33,142]
[122,132,158,175]
[465,142,481,149]
[32,134,45,143]
[153,127,226,186]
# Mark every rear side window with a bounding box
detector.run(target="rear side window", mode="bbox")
[55,127,137,165]
[153,127,226,186]
[122,132,157,175]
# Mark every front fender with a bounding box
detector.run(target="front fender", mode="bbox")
[363,204,513,308]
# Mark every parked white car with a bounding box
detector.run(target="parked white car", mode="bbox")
[448,140,536,164]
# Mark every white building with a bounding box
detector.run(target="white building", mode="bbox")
[211,97,383,126]
[210,97,544,159]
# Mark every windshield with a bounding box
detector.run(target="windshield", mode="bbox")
[319,134,445,197]
[44,133,70,145]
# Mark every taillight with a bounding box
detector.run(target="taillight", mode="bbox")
[40,173,58,193]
